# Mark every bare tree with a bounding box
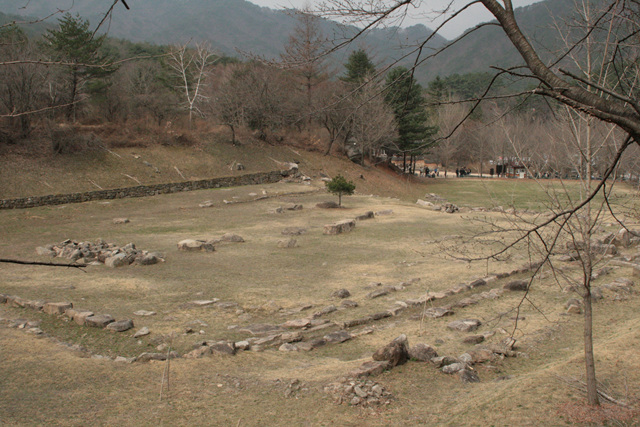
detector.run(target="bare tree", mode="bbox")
[280,8,330,136]
[168,42,217,129]
[0,25,48,138]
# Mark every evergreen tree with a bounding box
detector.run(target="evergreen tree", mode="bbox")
[42,13,114,121]
[326,174,355,206]
[341,49,375,84]
[384,67,436,158]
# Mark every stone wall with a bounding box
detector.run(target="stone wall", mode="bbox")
[0,169,292,210]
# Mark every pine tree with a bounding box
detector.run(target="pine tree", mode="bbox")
[384,67,436,170]
[341,49,375,84]
[42,13,114,121]
[326,174,355,206]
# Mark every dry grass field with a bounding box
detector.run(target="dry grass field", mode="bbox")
[1,144,640,426]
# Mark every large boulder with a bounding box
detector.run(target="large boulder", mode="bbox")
[409,343,438,361]
[372,334,409,367]
[43,302,73,315]
[177,239,215,252]
[323,219,356,235]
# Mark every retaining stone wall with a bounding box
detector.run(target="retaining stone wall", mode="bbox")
[0,169,292,210]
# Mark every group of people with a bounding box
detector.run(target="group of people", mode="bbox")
[420,166,439,178]
[456,167,471,177]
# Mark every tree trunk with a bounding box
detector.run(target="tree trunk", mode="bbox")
[583,289,599,405]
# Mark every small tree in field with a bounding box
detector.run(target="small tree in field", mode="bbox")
[326,175,355,206]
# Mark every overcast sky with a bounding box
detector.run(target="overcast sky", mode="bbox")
[247,0,544,39]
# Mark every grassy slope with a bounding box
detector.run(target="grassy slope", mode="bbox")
[1,137,640,425]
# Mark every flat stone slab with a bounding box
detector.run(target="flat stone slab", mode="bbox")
[283,318,312,329]
[73,311,95,326]
[43,302,73,315]
[324,219,356,235]
[107,319,134,332]
[85,314,115,328]
[133,310,156,316]
[422,307,454,318]
[324,330,352,344]
[189,299,219,306]
[447,319,482,332]
[133,327,150,338]
[238,324,286,336]
[177,239,215,252]
[136,352,179,362]
[349,361,390,377]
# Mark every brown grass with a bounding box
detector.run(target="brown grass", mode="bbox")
[1,140,639,425]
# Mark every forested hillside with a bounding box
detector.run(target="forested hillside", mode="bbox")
[0,0,577,83]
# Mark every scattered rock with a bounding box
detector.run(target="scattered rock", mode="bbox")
[409,343,438,361]
[375,210,393,216]
[349,360,391,377]
[277,238,298,248]
[279,343,298,352]
[331,289,351,299]
[323,330,352,344]
[459,368,481,383]
[106,319,134,332]
[177,239,215,252]
[220,233,245,243]
[199,201,214,208]
[136,352,179,362]
[323,219,356,235]
[133,310,156,316]
[355,211,375,221]
[469,278,486,288]
[209,341,236,356]
[504,280,529,291]
[447,319,482,333]
[443,203,459,214]
[281,227,307,236]
[73,311,95,326]
[316,201,340,209]
[35,246,56,257]
[372,335,409,367]
[462,335,485,344]
[422,307,454,318]
[133,327,150,338]
[190,299,219,307]
[367,288,392,299]
[43,302,73,315]
[105,253,129,268]
[341,300,359,309]
[85,314,115,328]
[283,318,311,329]
[442,362,466,374]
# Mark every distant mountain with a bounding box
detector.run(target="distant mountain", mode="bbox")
[0,0,577,84]
[419,0,577,79]
[0,0,446,80]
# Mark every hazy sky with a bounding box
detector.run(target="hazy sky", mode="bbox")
[247,0,544,39]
